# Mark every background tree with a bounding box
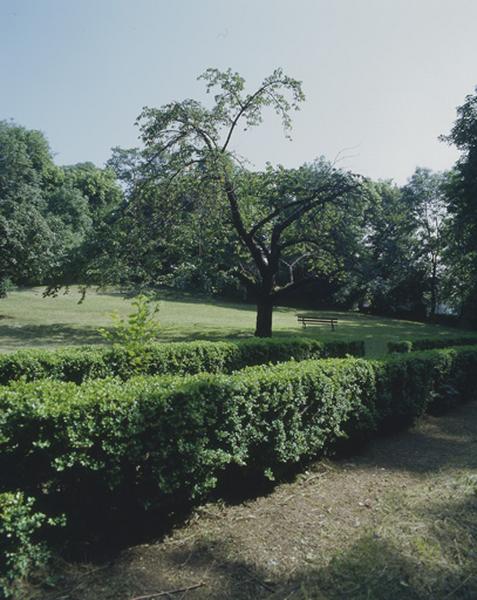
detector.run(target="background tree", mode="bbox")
[0,121,123,296]
[0,121,58,294]
[358,180,428,318]
[401,168,449,317]
[50,162,123,287]
[441,86,477,325]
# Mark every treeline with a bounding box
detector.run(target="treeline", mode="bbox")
[0,121,122,296]
[1,81,476,326]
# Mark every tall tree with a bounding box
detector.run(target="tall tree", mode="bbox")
[0,121,58,293]
[441,86,477,324]
[360,180,429,318]
[136,68,360,336]
[0,121,124,295]
[401,168,448,316]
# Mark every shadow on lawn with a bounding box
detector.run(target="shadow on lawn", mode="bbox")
[357,400,477,475]
[0,323,103,351]
[0,320,347,350]
[99,287,259,312]
[0,288,471,353]
[95,288,462,337]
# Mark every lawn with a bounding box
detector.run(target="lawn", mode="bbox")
[0,287,474,356]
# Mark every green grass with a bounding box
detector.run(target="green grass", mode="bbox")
[0,286,474,356]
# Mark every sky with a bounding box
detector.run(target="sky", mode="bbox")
[1,0,476,183]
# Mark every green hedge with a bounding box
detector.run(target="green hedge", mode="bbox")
[1,346,476,525]
[2,345,477,591]
[0,337,365,385]
[0,361,375,513]
[388,336,477,354]
[0,492,48,598]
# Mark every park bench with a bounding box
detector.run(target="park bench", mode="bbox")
[297,314,338,331]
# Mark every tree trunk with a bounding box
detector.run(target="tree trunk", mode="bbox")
[255,298,273,337]
[429,256,438,317]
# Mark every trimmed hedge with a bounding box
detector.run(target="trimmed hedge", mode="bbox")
[0,337,365,385]
[2,345,477,590]
[0,361,375,515]
[0,492,48,598]
[1,346,477,528]
[388,336,477,354]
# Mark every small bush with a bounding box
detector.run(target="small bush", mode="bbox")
[387,340,413,353]
[0,492,48,598]
[98,294,161,349]
[412,337,477,351]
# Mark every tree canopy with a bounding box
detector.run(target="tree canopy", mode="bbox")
[0,121,123,296]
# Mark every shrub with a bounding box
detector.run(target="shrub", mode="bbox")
[0,492,48,598]
[98,294,161,349]
[412,337,477,351]
[0,337,365,385]
[1,345,476,537]
[388,336,477,354]
[0,360,376,522]
[387,340,413,353]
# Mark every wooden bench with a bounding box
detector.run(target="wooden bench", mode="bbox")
[297,314,338,331]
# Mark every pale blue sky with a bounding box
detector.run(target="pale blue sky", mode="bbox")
[1,0,476,182]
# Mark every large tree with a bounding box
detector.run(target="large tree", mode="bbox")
[136,68,360,336]
[0,121,59,293]
[358,180,429,318]
[401,168,449,317]
[0,121,123,295]
[441,86,477,324]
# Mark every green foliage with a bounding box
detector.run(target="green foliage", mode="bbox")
[360,179,429,318]
[387,340,414,353]
[0,278,13,300]
[0,337,365,385]
[441,86,477,324]
[62,162,122,221]
[0,121,123,292]
[0,492,48,598]
[376,346,477,421]
[0,121,66,287]
[0,345,476,544]
[98,294,161,348]
[0,358,376,517]
[401,168,449,316]
[388,336,477,354]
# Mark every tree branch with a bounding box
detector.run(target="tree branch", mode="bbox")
[272,276,318,300]
[224,177,269,276]
[221,78,294,153]
[235,266,258,290]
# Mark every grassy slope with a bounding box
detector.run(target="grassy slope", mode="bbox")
[0,287,474,356]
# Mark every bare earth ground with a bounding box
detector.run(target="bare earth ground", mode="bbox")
[41,402,477,600]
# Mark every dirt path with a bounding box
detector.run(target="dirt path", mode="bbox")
[42,402,477,600]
